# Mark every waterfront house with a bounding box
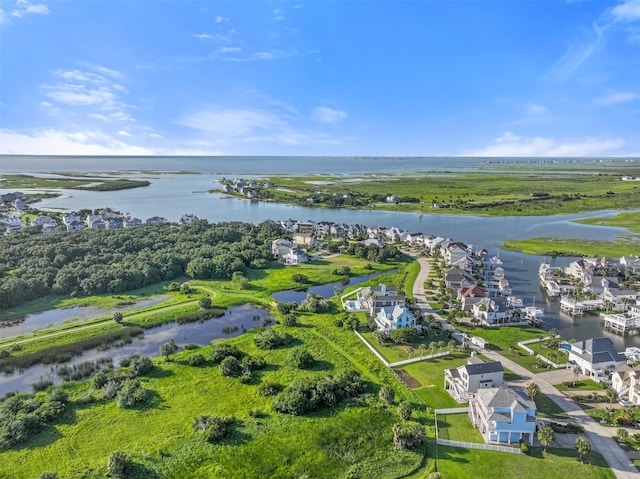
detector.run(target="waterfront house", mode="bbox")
[86,215,106,229]
[31,216,56,226]
[620,256,640,275]
[66,220,85,231]
[386,195,399,203]
[374,304,416,332]
[444,354,504,403]
[568,337,627,382]
[0,217,22,233]
[468,386,537,445]
[62,212,81,226]
[107,218,124,230]
[444,267,476,293]
[472,297,513,325]
[123,217,143,228]
[293,232,315,247]
[179,213,199,225]
[444,242,469,266]
[146,216,169,225]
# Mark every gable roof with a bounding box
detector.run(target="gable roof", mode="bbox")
[570,337,627,365]
[463,361,504,376]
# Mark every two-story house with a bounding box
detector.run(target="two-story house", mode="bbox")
[568,337,627,382]
[468,386,537,445]
[444,354,504,403]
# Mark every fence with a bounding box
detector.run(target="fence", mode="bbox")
[535,354,568,369]
[434,408,522,455]
[353,330,390,366]
[517,337,550,355]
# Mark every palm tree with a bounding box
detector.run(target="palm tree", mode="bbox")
[448,340,456,353]
[572,365,581,388]
[575,436,591,461]
[418,344,426,359]
[436,340,446,352]
[526,382,540,401]
[605,387,618,408]
[537,426,555,452]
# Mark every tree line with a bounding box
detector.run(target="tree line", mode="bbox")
[0,220,285,309]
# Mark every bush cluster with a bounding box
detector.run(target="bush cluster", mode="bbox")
[0,388,69,448]
[253,329,294,350]
[272,370,364,415]
[193,415,235,443]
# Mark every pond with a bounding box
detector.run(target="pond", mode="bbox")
[0,304,272,395]
[0,296,172,340]
[270,270,396,304]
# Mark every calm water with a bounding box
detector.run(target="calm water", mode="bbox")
[0,304,271,395]
[0,296,171,339]
[1,156,639,353]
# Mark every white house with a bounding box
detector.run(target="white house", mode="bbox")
[284,246,308,265]
[272,239,292,258]
[444,354,504,403]
[468,386,537,445]
[568,337,627,382]
[31,215,56,226]
[611,365,640,406]
[374,305,416,332]
[357,284,405,315]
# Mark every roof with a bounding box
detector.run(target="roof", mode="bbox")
[570,337,627,365]
[463,361,504,376]
[476,386,535,412]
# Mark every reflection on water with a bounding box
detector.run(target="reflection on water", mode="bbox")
[0,296,171,339]
[0,304,271,395]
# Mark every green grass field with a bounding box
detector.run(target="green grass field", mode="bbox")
[360,329,453,363]
[436,413,484,443]
[535,392,571,420]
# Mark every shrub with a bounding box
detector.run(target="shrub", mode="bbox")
[115,380,147,408]
[210,343,243,363]
[398,401,413,420]
[107,451,128,477]
[253,329,293,350]
[0,350,10,359]
[183,343,201,350]
[38,472,58,479]
[379,385,395,405]
[32,380,54,393]
[193,415,235,443]
[242,355,266,371]
[219,356,242,377]
[292,274,309,284]
[519,440,529,455]
[287,348,315,369]
[101,380,122,400]
[189,353,207,367]
[283,314,297,327]
[129,355,154,376]
[393,422,426,451]
[258,382,281,397]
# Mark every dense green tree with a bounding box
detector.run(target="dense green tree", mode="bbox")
[219,356,242,377]
[129,355,154,376]
[390,327,420,345]
[210,343,243,363]
[112,312,123,324]
[398,401,413,420]
[392,422,425,451]
[198,296,212,309]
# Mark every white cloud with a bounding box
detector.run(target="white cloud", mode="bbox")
[312,107,348,124]
[217,46,241,53]
[545,22,606,82]
[193,33,212,40]
[526,103,548,115]
[597,90,639,105]
[611,0,640,22]
[11,0,48,18]
[467,131,628,157]
[214,15,228,23]
[118,130,131,137]
[0,128,222,156]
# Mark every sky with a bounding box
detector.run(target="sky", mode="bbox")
[0,0,639,157]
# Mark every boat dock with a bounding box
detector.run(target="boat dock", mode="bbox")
[602,312,640,334]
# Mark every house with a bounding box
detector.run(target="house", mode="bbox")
[620,256,640,275]
[293,232,315,247]
[472,297,513,325]
[601,283,638,311]
[66,221,85,231]
[457,285,487,311]
[13,199,27,211]
[445,268,476,293]
[444,242,469,266]
[107,218,124,230]
[41,223,57,234]
[179,213,199,225]
[364,238,384,248]
[468,386,537,445]
[86,215,107,229]
[271,239,292,258]
[0,217,22,232]
[612,365,640,406]
[386,195,399,203]
[124,217,143,228]
[1,191,24,205]
[374,305,416,332]
[31,216,56,226]
[284,246,307,265]
[444,354,504,403]
[62,213,81,226]
[568,337,627,382]
[357,284,406,315]
[146,216,168,225]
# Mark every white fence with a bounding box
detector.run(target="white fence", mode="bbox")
[353,330,389,366]
[434,408,522,455]
[517,337,550,355]
[535,354,568,369]
[437,438,522,454]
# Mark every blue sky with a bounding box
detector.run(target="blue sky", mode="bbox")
[1,0,639,157]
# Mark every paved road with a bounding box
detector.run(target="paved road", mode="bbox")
[409,255,639,479]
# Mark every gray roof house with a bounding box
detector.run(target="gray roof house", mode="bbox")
[444,354,504,403]
[569,337,627,382]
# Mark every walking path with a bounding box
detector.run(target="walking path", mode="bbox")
[409,254,638,479]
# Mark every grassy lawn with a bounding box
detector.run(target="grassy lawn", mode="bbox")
[400,353,470,408]
[585,406,640,427]
[555,379,603,392]
[436,413,484,443]
[502,236,640,258]
[360,329,454,363]
[535,392,571,420]
[401,260,421,299]
[432,444,615,479]
[527,340,569,364]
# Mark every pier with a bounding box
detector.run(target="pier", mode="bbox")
[602,312,640,334]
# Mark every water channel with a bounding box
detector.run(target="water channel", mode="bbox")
[0,304,272,395]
